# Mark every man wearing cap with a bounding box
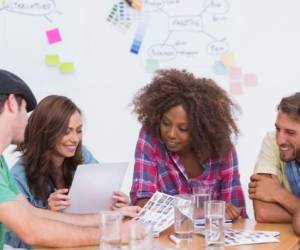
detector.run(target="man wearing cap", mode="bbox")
[248,92,300,224]
[0,69,138,249]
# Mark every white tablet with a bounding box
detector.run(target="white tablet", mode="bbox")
[63,162,128,214]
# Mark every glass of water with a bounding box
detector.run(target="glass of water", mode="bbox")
[99,211,122,250]
[191,183,211,233]
[129,220,153,250]
[204,200,225,250]
[174,194,193,250]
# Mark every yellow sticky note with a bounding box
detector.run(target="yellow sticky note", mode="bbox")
[45,55,60,66]
[60,62,75,73]
[220,52,236,67]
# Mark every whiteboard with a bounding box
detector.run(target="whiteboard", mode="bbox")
[2,0,300,218]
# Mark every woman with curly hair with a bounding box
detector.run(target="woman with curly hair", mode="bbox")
[130,69,247,219]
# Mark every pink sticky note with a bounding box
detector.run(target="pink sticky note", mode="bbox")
[244,73,257,87]
[46,28,62,45]
[230,66,242,81]
[229,81,243,95]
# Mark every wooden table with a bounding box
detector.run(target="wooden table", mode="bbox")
[36,219,299,250]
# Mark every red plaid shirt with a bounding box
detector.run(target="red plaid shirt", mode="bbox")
[130,128,247,218]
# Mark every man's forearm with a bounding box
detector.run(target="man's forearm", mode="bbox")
[0,197,99,248]
[275,188,300,215]
[28,216,99,247]
[19,195,99,227]
[253,199,292,223]
[33,207,99,227]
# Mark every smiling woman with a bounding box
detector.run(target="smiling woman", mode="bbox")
[5,95,98,248]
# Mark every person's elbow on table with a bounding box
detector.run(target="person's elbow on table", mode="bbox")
[292,208,300,235]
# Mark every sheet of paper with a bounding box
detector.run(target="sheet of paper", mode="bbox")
[135,191,176,235]
[224,229,280,246]
[197,228,280,246]
[63,163,128,214]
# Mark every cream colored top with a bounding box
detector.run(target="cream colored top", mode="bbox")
[254,131,291,192]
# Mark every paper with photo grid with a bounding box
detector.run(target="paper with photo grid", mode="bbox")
[224,229,280,246]
[134,191,180,234]
[198,228,280,246]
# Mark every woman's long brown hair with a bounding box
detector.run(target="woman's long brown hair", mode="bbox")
[20,95,83,201]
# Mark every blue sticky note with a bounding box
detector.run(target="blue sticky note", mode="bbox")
[213,61,227,75]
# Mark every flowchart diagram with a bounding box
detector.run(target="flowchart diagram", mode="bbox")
[107,0,258,95]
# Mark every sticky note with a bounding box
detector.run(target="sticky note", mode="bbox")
[125,0,142,9]
[145,59,159,73]
[46,28,62,45]
[229,81,243,95]
[60,62,74,73]
[230,66,242,80]
[132,0,142,9]
[45,55,60,66]
[213,61,227,75]
[220,52,236,67]
[244,73,258,87]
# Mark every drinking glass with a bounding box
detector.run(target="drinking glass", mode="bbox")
[204,200,225,250]
[191,183,211,233]
[99,211,122,250]
[129,220,153,250]
[174,194,193,250]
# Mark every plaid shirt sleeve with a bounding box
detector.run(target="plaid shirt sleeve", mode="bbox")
[220,147,248,218]
[130,129,158,204]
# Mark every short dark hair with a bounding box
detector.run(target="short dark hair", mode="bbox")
[0,69,36,112]
[0,94,23,114]
[277,92,300,121]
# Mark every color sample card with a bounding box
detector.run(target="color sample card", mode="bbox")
[45,55,60,66]
[106,1,137,32]
[46,28,62,45]
[130,16,149,54]
[106,3,120,26]
[118,1,130,23]
[60,62,75,73]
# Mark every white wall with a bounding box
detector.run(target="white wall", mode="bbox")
[2,0,300,218]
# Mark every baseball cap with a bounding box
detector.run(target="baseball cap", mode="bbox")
[0,69,37,112]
